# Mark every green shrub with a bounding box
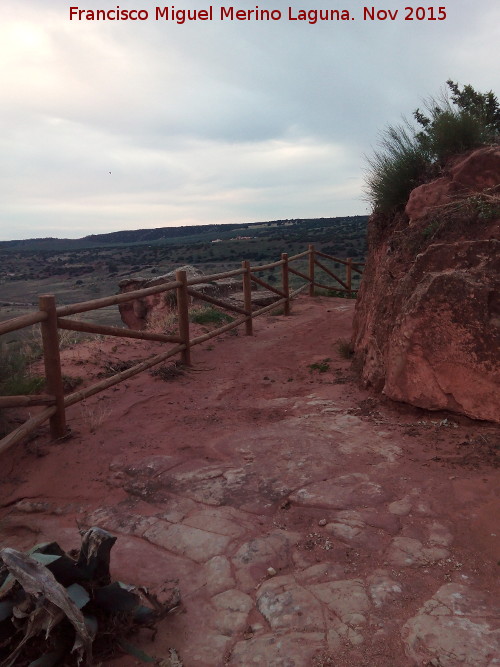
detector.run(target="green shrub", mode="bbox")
[189,306,234,325]
[0,344,45,396]
[416,106,495,164]
[308,358,331,373]
[336,338,354,359]
[365,81,500,215]
[314,288,357,299]
[365,123,428,214]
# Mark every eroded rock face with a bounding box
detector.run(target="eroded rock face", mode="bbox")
[118,265,241,329]
[352,146,500,422]
[405,145,500,223]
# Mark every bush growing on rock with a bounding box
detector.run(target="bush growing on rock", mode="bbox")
[365,80,500,215]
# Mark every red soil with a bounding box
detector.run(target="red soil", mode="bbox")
[0,296,498,666]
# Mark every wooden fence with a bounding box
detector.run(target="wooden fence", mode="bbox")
[0,245,363,454]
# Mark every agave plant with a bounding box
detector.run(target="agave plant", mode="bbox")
[0,527,180,666]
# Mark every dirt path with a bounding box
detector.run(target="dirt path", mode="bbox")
[1,296,499,666]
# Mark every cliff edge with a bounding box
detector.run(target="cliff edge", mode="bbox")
[352,145,500,422]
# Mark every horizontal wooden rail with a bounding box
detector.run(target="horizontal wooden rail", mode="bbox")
[314,258,349,290]
[288,266,310,282]
[57,318,181,344]
[64,343,185,407]
[0,406,57,455]
[186,288,248,316]
[250,259,285,272]
[315,249,349,265]
[0,394,56,408]
[288,249,310,261]
[190,315,248,346]
[252,297,287,318]
[56,280,181,317]
[0,244,364,453]
[313,279,350,293]
[188,268,244,286]
[249,273,287,298]
[0,311,47,336]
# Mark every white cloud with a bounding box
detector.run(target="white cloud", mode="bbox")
[0,0,498,239]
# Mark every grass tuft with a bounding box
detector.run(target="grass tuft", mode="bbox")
[365,81,500,217]
[189,306,234,325]
[150,361,185,382]
[314,288,357,299]
[0,344,45,396]
[308,358,331,373]
[365,123,428,215]
[336,338,354,359]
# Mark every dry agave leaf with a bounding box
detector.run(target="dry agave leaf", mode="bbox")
[1,529,172,666]
[77,527,116,584]
[2,600,63,667]
[0,548,92,665]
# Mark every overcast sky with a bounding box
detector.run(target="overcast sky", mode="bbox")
[0,0,498,240]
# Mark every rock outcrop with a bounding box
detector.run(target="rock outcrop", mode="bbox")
[118,265,241,330]
[118,265,280,330]
[352,146,500,422]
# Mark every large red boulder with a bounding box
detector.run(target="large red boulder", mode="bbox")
[118,265,241,330]
[352,146,500,422]
[405,145,500,223]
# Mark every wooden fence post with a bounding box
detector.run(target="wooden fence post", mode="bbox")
[308,244,315,297]
[281,253,290,315]
[346,258,352,293]
[39,295,66,439]
[176,270,191,365]
[242,260,253,335]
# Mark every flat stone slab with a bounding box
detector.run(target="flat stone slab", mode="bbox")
[143,520,232,562]
[366,570,403,608]
[232,529,301,591]
[211,589,253,637]
[308,578,370,626]
[385,536,449,567]
[229,632,326,666]
[289,473,390,509]
[257,575,325,632]
[402,584,500,666]
[86,506,157,537]
[182,507,249,538]
[325,509,392,550]
[204,555,236,595]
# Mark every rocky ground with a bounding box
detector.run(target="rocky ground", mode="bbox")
[0,296,499,666]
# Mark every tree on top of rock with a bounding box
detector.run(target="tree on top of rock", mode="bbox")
[365,81,500,215]
[413,80,500,163]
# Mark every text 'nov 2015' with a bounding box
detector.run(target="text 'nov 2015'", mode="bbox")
[68,6,448,24]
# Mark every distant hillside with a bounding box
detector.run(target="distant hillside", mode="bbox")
[0,217,367,252]
[0,216,368,317]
